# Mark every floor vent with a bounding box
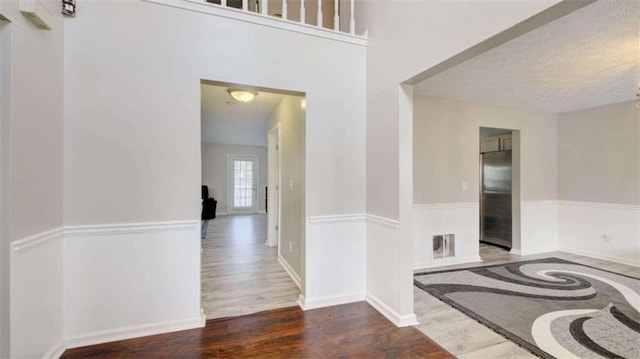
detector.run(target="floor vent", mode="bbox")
[433,234,455,259]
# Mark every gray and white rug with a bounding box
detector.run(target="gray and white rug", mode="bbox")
[414,258,640,359]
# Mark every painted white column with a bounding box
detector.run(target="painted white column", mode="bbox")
[333,0,339,31]
[282,0,288,19]
[349,0,355,34]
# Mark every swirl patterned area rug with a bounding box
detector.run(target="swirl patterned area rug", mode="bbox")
[414,258,640,359]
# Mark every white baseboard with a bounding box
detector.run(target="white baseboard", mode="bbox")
[558,246,640,268]
[297,292,365,310]
[278,255,301,289]
[43,340,66,359]
[64,312,205,350]
[413,255,482,270]
[365,293,418,327]
[510,246,558,256]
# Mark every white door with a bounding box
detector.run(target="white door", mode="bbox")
[229,156,257,213]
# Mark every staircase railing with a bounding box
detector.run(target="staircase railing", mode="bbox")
[203,0,358,35]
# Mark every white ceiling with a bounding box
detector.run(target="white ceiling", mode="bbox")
[201,84,283,147]
[414,0,640,114]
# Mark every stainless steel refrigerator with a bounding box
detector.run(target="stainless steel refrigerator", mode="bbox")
[480,150,512,249]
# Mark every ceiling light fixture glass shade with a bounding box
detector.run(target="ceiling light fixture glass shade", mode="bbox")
[228,89,257,103]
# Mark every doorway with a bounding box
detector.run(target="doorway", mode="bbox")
[199,80,305,319]
[479,127,520,256]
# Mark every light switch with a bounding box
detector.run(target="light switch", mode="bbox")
[462,181,469,191]
[289,180,294,192]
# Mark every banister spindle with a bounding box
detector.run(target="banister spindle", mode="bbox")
[221,0,227,7]
[300,0,306,24]
[317,0,322,27]
[242,0,247,11]
[333,0,339,31]
[282,0,288,19]
[261,0,267,14]
[349,0,355,34]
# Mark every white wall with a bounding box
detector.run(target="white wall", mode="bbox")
[1,0,65,356]
[201,143,268,214]
[558,101,639,205]
[63,0,365,342]
[412,96,559,265]
[267,96,305,289]
[63,222,202,346]
[558,101,640,266]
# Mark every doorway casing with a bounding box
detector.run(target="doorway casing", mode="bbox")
[267,124,280,248]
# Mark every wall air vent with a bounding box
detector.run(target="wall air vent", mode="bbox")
[433,234,455,259]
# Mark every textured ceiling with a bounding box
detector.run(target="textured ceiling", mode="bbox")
[414,0,640,113]
[201,84,283,147]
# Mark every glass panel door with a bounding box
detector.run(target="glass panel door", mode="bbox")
[230,157,257,212]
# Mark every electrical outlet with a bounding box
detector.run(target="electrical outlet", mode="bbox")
[602,234,612,243]
[288,242,293,253]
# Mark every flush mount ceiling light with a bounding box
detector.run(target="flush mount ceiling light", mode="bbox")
[227,88,257,103]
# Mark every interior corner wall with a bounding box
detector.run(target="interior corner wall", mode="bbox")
[1,0,65,357]
[412,96,559,265]
[201,143,268,215]
[63,0,365,341]
[360,0,561,324]
[558,100,640,265]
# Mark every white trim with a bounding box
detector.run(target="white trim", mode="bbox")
[366,214,400,228]
[277,255,301,289]
[413,255,482,271]
[510,246,558,256]
[558,200,640,211]
[257,210,267,215]
[365,293,418,327]
[64,312,206,350]
[64,220,199,237]
[413,202,478,210]
[11,227,63,252]
[43,341,65,359]
[297,292,365,310]
[143,0,367,46]
[307,213,366,224]
[522,200,558,208]
[558,246,640,268]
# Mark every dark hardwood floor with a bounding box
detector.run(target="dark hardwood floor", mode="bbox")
[62,302,453,358]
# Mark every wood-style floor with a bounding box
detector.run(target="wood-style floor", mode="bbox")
[61,302,454,359]
[201,214,299,319]
[413,243,640,359]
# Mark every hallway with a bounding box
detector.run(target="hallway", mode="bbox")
[201,214,299,319]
